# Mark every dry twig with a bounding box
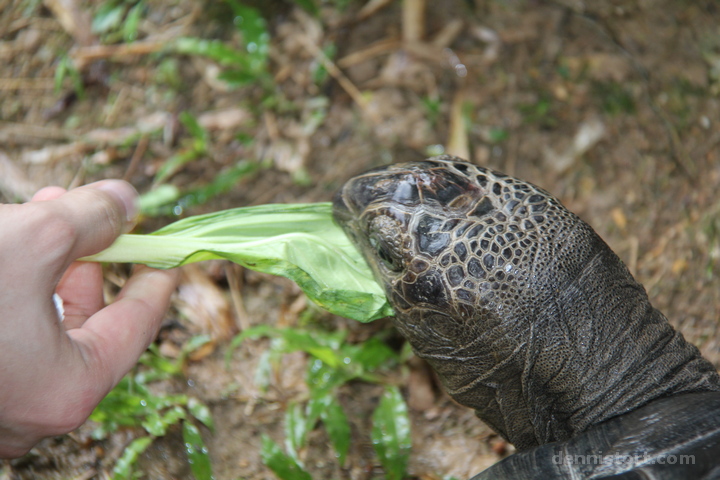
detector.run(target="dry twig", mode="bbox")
[402,0,426,43]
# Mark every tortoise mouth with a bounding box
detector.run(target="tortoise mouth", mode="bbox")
[331,187,354,227]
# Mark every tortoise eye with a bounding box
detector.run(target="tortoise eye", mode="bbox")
[369,236,403,272]
[377,243,403,272]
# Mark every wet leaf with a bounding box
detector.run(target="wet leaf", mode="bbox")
[112,436,154,480]
[85,203,393,322]
[183,421,214,480]
[371,386,411,480]
[141,405,186,436]
[226,0,269,66]
[321,396,351,465]
[188,397,215,431]
[261,435,312,480]
[284,402,308,460]
[276,329,342,367]
[307,357,353,397]
[305,392,330,430]
[346,337,398,372]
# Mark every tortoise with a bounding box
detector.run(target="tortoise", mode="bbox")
[332,155,720,479]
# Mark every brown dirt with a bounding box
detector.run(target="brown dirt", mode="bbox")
[1,0,719,479]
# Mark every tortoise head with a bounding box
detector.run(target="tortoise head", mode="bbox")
[332,156,573,351]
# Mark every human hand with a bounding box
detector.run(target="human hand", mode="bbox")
[0,180,179,458]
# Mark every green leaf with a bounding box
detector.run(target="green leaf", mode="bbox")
[276,329,342,367]
[225,324,276,366]
[284,402,309,460]
[217,68,263,87]
[89,376,153,435]
[177,334,213,365]
[155,150,198,186]
[137,344,182,378]
[371,386,411,480]
[253,348,275,390]
[305,392,330,431]
[260,435,312,480]
[180,111,208,144]
[112,436,154,480]
[344,337,398,373]
[84,203,393,323]
[92,2,125,34]
[123,1,144,42]
[183,421,214,480]
[142,405,186,436]
[142,162,259,216]
[188,397,215,431]
[306,357,352,397]
[175,37,249,67]
[175,161,259,211]
[226,1,269,63]
[321,396,351,465]
[138,184,181,215]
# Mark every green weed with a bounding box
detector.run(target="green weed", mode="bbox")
[92,0,145,43]
[227,325,412,479]
[89,337,215,480]
[175,1,271,89]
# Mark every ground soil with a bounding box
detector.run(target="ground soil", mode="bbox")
[1,0,719,479]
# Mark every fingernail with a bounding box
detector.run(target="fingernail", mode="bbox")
[96,180,139,225]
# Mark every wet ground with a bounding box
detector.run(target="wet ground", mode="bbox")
[1,0,719,478]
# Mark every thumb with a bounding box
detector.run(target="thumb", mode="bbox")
[20,180,138,274]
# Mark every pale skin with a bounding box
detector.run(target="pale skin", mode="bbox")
[0,180,179,458]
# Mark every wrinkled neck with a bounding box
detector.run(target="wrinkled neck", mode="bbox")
[397,234,720,451]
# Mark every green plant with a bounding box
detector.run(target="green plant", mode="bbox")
[92,0,145,43]
[90,337,215,480]
[372,386,412,480]
[227,325,411,479]
[54,55,84,99]
[175,1,271,89]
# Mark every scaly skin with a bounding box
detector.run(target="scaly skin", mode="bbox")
[333,156,720,454]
